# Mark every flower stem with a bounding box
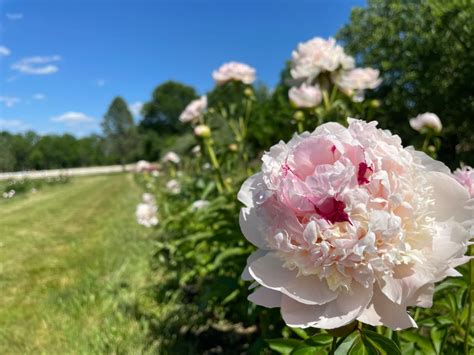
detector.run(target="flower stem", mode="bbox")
[464,244,473,355]
[297,121,304,134]
[203,138,229,194]
[330,336,337,355]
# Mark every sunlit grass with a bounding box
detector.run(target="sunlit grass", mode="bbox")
[0,174,153,353]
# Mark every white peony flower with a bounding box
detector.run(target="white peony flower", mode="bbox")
[179,96,207,123]
[212,61,256,85]
[166,179,181,194]
[239,118,472,330]
[332,67,382,91]
[288,83,323,108]
[162,151,181,164]
[136,202,158,227]
[136,160,151,172]
[409,113,442,133]
[191,199,210,211]
[142,192,155,204]
[291,37,355,82]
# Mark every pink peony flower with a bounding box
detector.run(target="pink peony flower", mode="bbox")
[162,151,181,164]
[212,61,256,85]
[409,113,442,133]
[166,179,181,194]
[239,118,472,330]
[179,96,207,123]
[288,83,322,108]
[291,37,355,82]
[136,160,151,172]
[453,166,474,198]
[136,202,158,227]
[332,68,382,91]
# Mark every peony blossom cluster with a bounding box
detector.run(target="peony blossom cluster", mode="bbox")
[2,189,15,199]
[453,166,474,198]
[179,96,207,123]
[136,193,158,227]
[288,37,381,106]
[162,151,181,164]
[239,118,472,330]
[409,113,442,133]
[212,61,256,85]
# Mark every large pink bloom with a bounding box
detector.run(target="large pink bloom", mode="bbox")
[239,118,472,330]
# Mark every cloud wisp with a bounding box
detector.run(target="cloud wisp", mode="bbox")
[0,46,11,56]
[6,13,23,21]
[12,55,61,75]
[129,101,144,117]
[33,93,46,100]
[0,96,20,108]
[51,111,96,124]
[0,119,29,132]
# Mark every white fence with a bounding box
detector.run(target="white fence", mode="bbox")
[0,164,137,181]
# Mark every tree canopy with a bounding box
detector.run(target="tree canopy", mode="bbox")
[337,0,474,167]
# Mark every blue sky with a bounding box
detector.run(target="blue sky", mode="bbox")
[0,0,365,136]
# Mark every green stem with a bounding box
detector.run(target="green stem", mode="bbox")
[330,336,337,355]
[392,331,401,350]
[297,121,304,134]
[204,138,229,194]
[322,90,331,111]
[464,245,473,355]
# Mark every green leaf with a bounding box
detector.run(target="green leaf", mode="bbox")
[267,338,303,354]
[335,332,358,355]
[363,330,401,355]
[430,327,447,354]
[306,333,333,346]
[291,345,324,355]
[290,327,309,340]
[400,332,436,355]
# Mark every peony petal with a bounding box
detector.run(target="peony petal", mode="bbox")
[248,286,282,308]
[240,207,268,249]
[281,281,372,329]
[241,250,267,281]
[427,171,471,222]
[249,252,337,305]
[378,263,432,305]
[357,286,417,330]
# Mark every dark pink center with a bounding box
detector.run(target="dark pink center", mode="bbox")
[357,162,372,185]
[313,197,351,224]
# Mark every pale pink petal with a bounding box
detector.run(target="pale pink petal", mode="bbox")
[249,253,337,305]
[248,286,282,308]
[357,286,417,330]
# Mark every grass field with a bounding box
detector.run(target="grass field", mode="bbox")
[0,174,153,354]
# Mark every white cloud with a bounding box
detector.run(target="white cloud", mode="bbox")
[6,13,23,21]
[129,101,144,117]
[51,111,95,124]
[0,119,29,132]
[33,93,46,100]
[0,46,11,56]
[95,79,106,87]
[0,96,20,107]
[12,55,61,75]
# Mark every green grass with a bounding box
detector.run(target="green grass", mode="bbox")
[0,174,153,354]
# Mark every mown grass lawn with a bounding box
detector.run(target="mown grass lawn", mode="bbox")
[0,174,153,354]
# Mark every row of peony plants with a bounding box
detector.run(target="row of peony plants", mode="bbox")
[134,37,473,354]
